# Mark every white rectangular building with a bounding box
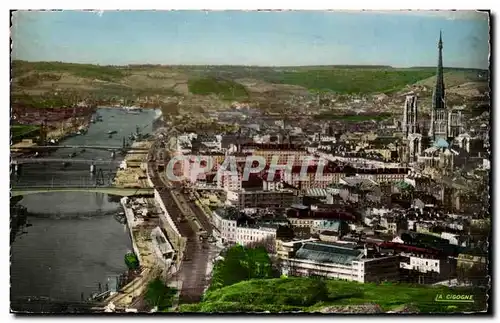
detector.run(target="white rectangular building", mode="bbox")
[278,240,400,283]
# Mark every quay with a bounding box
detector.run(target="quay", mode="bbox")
[104,139,180,311]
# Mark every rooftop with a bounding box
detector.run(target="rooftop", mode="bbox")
[295,241,364,265]
[214,207,240,220]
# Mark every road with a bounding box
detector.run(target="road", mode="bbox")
[148,143,219,304]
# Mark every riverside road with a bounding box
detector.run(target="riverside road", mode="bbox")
[148,142,220,304]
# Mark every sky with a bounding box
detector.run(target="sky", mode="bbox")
[11,10,490,69]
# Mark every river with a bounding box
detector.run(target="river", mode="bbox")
[10,107,160,307]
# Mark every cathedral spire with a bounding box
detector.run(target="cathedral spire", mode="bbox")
[429,31,448,140]
[433,30,445,110]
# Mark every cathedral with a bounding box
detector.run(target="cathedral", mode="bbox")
[401,32,485,175]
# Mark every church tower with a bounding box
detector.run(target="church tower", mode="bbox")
[402,94,418,138]
[429,31,448,141]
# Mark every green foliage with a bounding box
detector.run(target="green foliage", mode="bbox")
[12,60,125,81]
[313,112,392,122]
[124,252,139,270]
[188,77,248,100]
[267,68,436,94]
[145,278,177,311]
[183,277,487,313]
[11,125,41,140]
[205,277,329,307]
[208,245,274,292]
[11,92,81,109]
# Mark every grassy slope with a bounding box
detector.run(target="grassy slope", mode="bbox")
[10,125,40,138]
[187,77,249,100]
[179,277,487,313]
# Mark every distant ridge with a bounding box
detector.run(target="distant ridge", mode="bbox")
[12,60,487,71]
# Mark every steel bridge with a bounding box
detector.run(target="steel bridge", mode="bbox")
[10,145,150,151]
[11,158,124,165]
[11,297,105,313]
[10,186,154,197]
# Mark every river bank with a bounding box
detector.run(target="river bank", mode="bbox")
[10,107,160,309]
[113,140,153,188]
[104,196,162,310]
[46,115,92,143]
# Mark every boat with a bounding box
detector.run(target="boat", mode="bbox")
[123,106,142,114]
[114,212,127,224]
[107,130,117,135]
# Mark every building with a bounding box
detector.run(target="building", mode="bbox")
[151,226,175,267]
[312,219,350,237]
[402,94,419,138]
[241,143,310,166]
[429,31,448,141]
[277,240,400,283]
[283,164,345,190]
[212,208,278,247]
[217,169,242,191]
[402,32,469,164]
[227,188,299,209]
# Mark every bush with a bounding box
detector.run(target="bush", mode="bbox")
[207,245,274,292]
[145,278,177,310]
[124,252,139,270]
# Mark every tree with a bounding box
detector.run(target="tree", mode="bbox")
[145,278,177,311]
[208,245,273,291]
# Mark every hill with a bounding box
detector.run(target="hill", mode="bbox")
[11,60,489,112]
[178,277,487,313]
[187,77,249,101]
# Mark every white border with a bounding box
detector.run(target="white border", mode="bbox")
[2,1,497,322]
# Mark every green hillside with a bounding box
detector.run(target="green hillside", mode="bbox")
[10,60,489,104]
[188,77,249,100]
[12,60,126,81]
[179,277,487,313]
[265,68,436,94]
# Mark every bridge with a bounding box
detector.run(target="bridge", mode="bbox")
[11,297,105,313]
[11,158,125,165]
[11,145,150,152]
[10,186,154,197]
[192,186,224,191]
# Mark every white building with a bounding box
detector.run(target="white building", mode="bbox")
[278,240,400,283]
[151,226,175,268]
[399,252,453,277]
[212,208,277,247]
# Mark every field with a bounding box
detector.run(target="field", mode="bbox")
[178,277,488,313]
[11,60,489,113]
[188,77,249,100]
[264,68,437,94]
[12,60,125,82]
[313,112,393,122]
[10,124,40,140]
